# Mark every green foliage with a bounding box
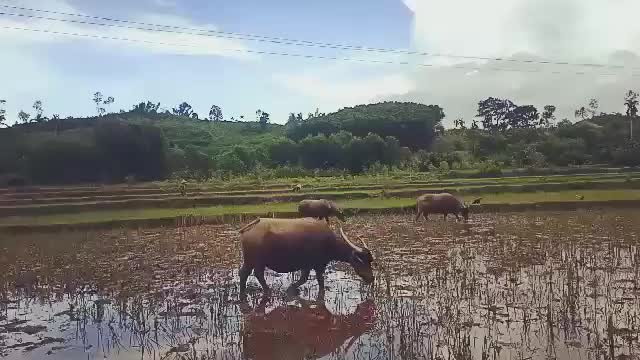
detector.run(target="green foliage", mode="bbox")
[268,137,298,166]
[612,141,640,166]
[476,161,503,177]
[477,97,541,131]
[172,102,194,117]
[94,120,169,182]
[132,101,161,114]
[3,95,640,185]
[299,134,342,169]
[286,101,444,150]
[18,110,30,124]
[209,105,223,121]
[27,138,102,184]
[256,109,270,129]
[0,99,6,128]
[183,146,211,179]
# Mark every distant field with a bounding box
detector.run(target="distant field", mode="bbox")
[1,176,639,217]
[2,189,640,227]
[2,170,640,230]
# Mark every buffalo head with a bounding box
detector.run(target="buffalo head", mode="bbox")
[340,228,374,284]
[462,197,482,220]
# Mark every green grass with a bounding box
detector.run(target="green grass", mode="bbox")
[3,189,639,227]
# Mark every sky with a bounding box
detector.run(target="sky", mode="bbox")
[1,0,640,127]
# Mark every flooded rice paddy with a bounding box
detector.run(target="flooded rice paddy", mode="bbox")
[1,210,640,359]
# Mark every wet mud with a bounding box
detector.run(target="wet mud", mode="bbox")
[1,210,639,359]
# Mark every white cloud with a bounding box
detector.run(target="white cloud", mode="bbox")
[271,49,417,115]
[153,0,176,8]
[386,0,640,126]
[402,0,416,13]
[274,71,413,106]
[0,0,255,59]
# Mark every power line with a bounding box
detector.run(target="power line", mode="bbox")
[0,3,635,71]
[3,25,639,78]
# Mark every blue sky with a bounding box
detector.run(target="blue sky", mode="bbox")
[1,0,413,124]
[2,0,640,127]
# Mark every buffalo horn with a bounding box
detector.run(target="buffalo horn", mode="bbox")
[340,228,362,252]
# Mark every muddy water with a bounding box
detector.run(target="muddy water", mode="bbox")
[1,210,639,359]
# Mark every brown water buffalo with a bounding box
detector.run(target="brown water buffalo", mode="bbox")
[415,193,482,221]
[298,199,346,223]
[237,217,374,296]
[240,295,375,360]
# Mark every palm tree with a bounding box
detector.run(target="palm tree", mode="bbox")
[624,90,639,139]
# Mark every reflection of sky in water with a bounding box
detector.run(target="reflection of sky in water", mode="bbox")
[1,210,640,359]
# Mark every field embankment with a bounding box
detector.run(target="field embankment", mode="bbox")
[1,171,640,232]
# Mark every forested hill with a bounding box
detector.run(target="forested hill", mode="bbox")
[1,96,639,186]
[285,102,445,150]
[0,112,285,185]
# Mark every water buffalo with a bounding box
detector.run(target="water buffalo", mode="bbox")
[240,295,375,360]
[237,217,374,296]
[415,193,482,221]
[298,199,346,223]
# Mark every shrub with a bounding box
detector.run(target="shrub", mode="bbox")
[476,161,503,177]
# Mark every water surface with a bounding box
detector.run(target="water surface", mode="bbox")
[1,210,639,359]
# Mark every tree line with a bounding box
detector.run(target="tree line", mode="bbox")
[1,92,268,125]
[1,91,639,185]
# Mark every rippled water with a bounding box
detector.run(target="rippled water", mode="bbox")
[1,210,640,359]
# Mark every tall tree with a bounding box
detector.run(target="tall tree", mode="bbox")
[18,110,30,123]
[132,101,161,114]
[32,100,45,122]
[256,109,270,128]
[508,105,539,128]
[103,96,115,114]
[574,106,588,121]
[588,98,599,117]
[540,105,557,127]
[0,99,6,127]
[93,92,105,116]
[208,105,223,121]
[52,114,61,135]
[624,90,639,139]
[172,102,193,118]
[477,97,516,132]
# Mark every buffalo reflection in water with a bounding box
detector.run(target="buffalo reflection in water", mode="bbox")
[239,295,375,360]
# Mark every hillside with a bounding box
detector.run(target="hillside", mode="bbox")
[285,102,445,150]
[0,112,285,185]
[2,98,640,186]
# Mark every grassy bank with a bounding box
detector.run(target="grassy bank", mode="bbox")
[2,177,639,217]
[2,189,639,228]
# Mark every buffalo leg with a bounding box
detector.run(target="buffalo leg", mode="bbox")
[415,210,422,222]
[423,212,429,221]
[455,213,460,221]
[443,213,448,220]
[315,266,327,295]
[239,264,253,295]
[254,266,271,294]
[289,269,310,290]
